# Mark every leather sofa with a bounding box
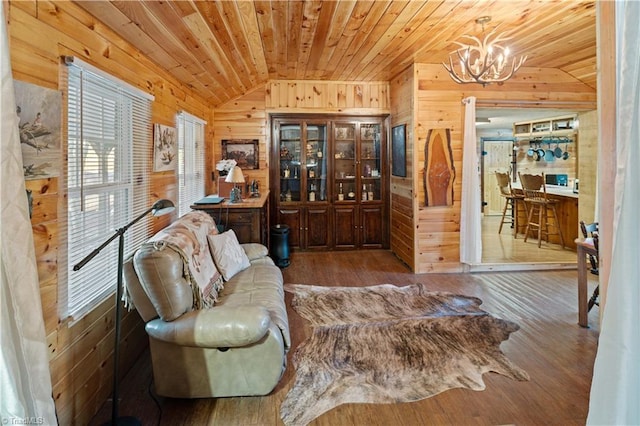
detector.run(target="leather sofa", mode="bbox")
[123,210,290,398]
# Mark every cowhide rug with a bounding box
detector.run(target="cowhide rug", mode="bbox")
[280,283,529,426]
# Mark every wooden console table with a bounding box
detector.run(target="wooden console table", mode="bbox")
[191,191,270,246]
[576,238,598,327]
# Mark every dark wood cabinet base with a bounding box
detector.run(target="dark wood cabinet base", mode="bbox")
[191,192,269,246]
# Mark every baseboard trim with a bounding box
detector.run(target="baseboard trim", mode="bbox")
[468,262,578,273]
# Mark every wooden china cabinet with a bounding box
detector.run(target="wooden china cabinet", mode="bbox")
[270,115,389,251]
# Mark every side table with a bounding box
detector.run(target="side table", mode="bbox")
[192,191,270,246]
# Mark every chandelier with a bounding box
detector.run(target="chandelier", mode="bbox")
[442,17,527,86]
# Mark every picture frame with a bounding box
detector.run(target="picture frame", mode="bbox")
[153,123,177,172]
[391,124,406,177]
[222,139,259,170]
[360,125,376,140]
[335,126,354,140]
[14,80,62,179]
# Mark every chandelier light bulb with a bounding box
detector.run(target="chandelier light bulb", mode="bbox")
[442,20,527,87]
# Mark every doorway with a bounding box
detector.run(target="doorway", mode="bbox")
[475,108,578,269]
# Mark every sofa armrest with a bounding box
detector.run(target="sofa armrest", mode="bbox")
[241,243,269,260]
[145,305,270,348]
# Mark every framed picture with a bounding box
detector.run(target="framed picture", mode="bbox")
[222,139,259,169]
[153,123,177,172]
[391,124,406,177]
[15,80,62,179]
[335,126,354,140]
[360,125,376,140]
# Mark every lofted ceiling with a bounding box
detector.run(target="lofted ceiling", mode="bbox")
[74,0,597,107]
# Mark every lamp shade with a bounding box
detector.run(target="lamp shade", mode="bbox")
[225,166,245,184]
[151,199,175,216]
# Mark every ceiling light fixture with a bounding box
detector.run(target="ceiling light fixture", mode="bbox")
[443,16,527,87]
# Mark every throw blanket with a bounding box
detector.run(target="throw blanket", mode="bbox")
[147,211,223,308]
[281,283,529,426]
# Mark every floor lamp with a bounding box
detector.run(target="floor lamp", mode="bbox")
[73,199,175,425]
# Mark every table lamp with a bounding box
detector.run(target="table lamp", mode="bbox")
[226,165,245,203]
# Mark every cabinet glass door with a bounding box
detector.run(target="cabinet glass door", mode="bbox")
[334,123,357,202]
[279,124,302,202]
[359,123,382,202]
[305,124,327,202]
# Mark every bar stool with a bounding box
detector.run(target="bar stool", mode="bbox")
[518,172,565,248]
[495,171,527,237]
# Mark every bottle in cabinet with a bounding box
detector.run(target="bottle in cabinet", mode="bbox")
[309,183,316,202]
[347,185,356,200]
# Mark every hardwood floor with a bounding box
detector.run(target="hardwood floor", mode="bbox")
[91,250,600,426]
[481,215,577,266]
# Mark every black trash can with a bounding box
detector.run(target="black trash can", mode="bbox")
[270,224,290,268]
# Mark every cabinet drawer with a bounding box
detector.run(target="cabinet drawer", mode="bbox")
[227,212,254,223]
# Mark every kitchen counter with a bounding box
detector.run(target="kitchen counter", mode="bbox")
[513,183,579,250]
[545,184,579,198]
[512,182,579,198]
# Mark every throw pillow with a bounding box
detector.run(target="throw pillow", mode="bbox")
[207,229,251,281]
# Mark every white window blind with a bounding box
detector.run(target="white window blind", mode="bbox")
[177,111,206,216]
[64,57,153,320]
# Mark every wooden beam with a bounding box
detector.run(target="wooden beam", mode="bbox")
[596,0,616,315]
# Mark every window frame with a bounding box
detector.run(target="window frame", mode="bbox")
[62,57,154,321]
[177,111,207,216]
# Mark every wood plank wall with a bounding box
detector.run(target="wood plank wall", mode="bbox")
[7,2,213,424]
[414,70,465,273]
[265,80,389,114]
[577,110,598,226]
[403,64,597,273]
[389,67,416,270]
[212,80,392,195]
[211,87,268,195]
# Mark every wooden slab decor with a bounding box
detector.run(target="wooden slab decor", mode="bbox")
[424,128,455,207]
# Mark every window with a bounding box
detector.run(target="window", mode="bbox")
[63,57,153,320]
[177,111,206,216]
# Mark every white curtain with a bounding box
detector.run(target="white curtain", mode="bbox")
[587,1,640,424]
[0,7,58,425]
[460,96,482,264]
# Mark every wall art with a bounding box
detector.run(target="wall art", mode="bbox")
[423,128,455,207]
[14,80,62,179]
[153,123,177,172]
[222,139,259,170]
[391,124,406,177]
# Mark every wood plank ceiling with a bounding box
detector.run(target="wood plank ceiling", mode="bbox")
[74,0,596,107]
